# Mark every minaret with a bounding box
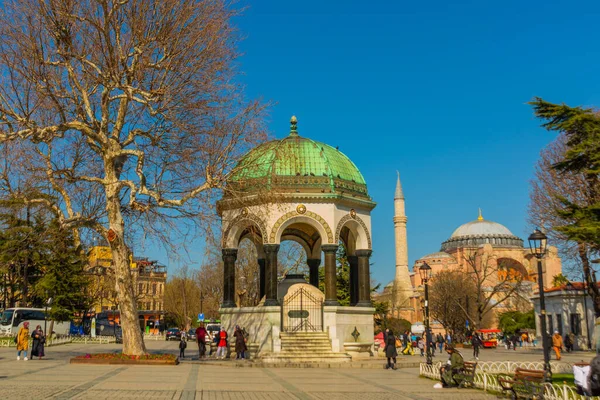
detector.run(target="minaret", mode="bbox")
[393,172,413,310]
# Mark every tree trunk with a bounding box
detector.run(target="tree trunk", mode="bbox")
[579,244,600,318]
[105,181,146,356]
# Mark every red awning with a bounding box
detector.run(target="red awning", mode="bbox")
[477,329,501,333]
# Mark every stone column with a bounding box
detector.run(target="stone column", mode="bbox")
[348,255,359,306]
[307,258,321,288]
[258,258,266,300]
[221,248,237,308]
[322,245,339,306]
[356,249,372,307]
[264,244,280,306]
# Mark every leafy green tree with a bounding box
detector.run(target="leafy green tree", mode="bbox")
[552,273,570,288]
[530,98,600,316]
[498,310,535,335]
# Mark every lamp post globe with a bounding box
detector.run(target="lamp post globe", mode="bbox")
[528,228,551,382]
[419,262,433,365]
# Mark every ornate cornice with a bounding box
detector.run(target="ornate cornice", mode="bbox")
[218,192,376,214]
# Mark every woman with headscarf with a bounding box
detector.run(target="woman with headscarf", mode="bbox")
[439,345,465,387]
[233,325,247,360]
[384,329,398,370]
[16,321,30,361]
[31,325,46,360]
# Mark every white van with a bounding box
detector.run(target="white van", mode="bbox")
[0,308,70,336]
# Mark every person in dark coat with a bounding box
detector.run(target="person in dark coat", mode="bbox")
[179,336,187,359]
[384,329,398,370]
[471,333,481,360]
[31,325,45,360]
[233,325,247,360]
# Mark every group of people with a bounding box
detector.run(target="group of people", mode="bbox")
[15,322,46,361]
[178,323,248,360]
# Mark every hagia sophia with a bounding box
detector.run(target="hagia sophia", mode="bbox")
[375,175,563,328]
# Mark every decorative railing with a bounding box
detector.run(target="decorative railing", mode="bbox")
[0,335,115,347]
[419,361,595,400]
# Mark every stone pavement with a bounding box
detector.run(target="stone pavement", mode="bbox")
[0,340,593,399]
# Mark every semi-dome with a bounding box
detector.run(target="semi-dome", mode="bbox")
[419,251,456,262]
[227,117,370,200]
[441,210,523,252]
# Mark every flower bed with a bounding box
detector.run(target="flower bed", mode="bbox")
[71,353,178,365]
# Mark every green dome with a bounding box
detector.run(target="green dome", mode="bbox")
[229,117,368,197]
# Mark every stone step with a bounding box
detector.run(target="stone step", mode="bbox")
[260,353,352,363]
[279,345,333,350]
[281,346,331,353]
[280,339,331,344]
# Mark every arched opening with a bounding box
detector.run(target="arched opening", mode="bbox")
[497,258,532,282]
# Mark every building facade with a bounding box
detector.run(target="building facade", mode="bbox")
[87,246,166,333]
[375,177,564,330]
[531,283,595,350]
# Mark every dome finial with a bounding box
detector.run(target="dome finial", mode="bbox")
[478,208,483,221]
[290,115,298,136]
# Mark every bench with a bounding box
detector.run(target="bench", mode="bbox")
[455,361,478,388]
[498,368,545,399]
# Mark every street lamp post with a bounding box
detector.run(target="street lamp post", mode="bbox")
[419,262,433,366]
[528,228,551,382]
[44,297,53,334]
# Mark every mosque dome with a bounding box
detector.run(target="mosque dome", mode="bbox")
[419,251,456,262]
[227,117,370,199]
[440,210,523,252]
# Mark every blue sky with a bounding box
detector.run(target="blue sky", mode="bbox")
[158,0,600,284]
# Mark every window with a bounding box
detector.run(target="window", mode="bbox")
[571,313,582,336]
[547,315,553,335]
[556,314,563,335]
[138,283,143,294]
[152,283,156,295]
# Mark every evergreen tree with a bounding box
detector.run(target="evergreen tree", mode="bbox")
[530,98,600,317]
[34,222,91,322]
[529,98,600,249]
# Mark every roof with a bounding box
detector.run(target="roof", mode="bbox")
[441,210,524,252]
[419,251,455,262]
[542,281,598,294]
[228,117,368,197]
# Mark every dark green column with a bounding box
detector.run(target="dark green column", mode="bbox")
[221,248,237,308]
[258,258,266,300]
[307,258,321,288]
[356,249,372,307]
[264,244,279,306]
[322,245,339,306]
[348,255,359,306]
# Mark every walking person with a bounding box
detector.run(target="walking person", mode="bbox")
[552,330,563,361]
[511,334,519,351]
[195,323,208,359]
[436,333,445,354]
[384,329,398,370]
[216,328,228,359]
[233,325,247,360]
[179,336,187,359]
[16,321,30,361]
[418,337,425,357]
[31,325,46,360]
[471,333,481,360]
[564,332,573,353]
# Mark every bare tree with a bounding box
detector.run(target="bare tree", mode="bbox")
[463,252,527,329]
[529,134,600,316]
[429,270,477,334]
[0,0,266,355]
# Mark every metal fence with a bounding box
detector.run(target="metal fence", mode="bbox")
[281,287,323,332]
[419,361,593,400]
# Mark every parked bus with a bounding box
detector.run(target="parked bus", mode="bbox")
[0,307,69,336]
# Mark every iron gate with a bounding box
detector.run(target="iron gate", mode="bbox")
[281,287,323,332]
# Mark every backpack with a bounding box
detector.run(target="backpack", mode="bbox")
[590,356,600,395]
